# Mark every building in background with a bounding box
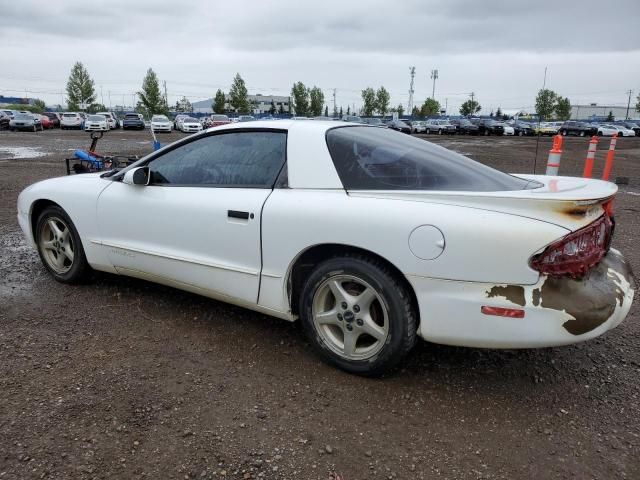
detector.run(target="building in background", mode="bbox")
[571,104,636,121]
[0,95,38,107]
[192,94,291,114]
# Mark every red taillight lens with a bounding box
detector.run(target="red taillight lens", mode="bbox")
[529,214,612,278]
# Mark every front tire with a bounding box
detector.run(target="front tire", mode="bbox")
[35,206,91,283]
[300,255,417,376]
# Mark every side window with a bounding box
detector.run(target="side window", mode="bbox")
[147,131,286,188]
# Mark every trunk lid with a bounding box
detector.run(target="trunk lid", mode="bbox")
[348,175,617,231]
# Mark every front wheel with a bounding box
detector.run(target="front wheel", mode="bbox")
[35,206,91,283]
[300,255,417,376]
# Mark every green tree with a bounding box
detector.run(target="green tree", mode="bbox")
[555,96,571,120]
[346,105,351,115]
[636,93,640,113]
[361,87,376,117]
[607,110,614,121]
[32,99,46,113]
[535,88,558,120]
[375,86,390,117]
[459,98,481,116]
[290,81,310,116]
[309,86,324,116]
[65,61,96,111]
[278,103,284,115]
[411,106,421,117]
[137,68,168,117]
[420,98,440,117]
[212,89,226,113]
[324,105,328,117]
[269,100,277,115]
[396,103,404,117]
[229,73,250,113]
[176,96,193,113]
[495,107,502,118]
[339,106,343,117]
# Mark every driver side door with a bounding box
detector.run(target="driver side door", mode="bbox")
[96,129,287,305]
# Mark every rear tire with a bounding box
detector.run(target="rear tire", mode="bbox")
[35,206,91,283]
[300,254,417,376]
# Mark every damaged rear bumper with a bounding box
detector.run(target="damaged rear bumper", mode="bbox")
[407,248,635,348]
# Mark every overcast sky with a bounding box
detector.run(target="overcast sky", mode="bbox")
[2,0,639,114]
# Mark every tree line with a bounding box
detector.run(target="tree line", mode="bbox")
[59,62,640,120]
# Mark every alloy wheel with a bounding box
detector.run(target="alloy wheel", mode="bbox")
[39,216,75,274]
[312,274,389,361]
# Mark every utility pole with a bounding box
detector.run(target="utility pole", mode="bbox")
[332,88,337,117]
[407,66,416,116]
[108,91,112,110]
[430,69,438,99]
[100,85,104,107]
[625,89,633,120]
[163,81,168,107]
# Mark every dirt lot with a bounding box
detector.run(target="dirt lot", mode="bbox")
[1,128,639,480]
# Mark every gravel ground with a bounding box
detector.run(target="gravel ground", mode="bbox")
[1,128,639,480]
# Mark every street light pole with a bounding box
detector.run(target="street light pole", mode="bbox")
[430,69,438,99]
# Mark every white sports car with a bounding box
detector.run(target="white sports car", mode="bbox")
[17,121,635,375]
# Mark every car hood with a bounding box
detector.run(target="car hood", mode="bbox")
[348,175,616,232]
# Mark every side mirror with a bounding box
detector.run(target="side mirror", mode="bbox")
[122,166,149,186]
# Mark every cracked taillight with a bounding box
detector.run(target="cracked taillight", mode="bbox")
[529,213,613,278]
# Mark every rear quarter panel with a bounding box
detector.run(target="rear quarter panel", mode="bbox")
[258,189,568,314]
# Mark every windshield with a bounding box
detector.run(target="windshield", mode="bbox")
[125,114,139,119]
[63,113,77,117]
[152,116,168,122]
[184,118,198,122]
[15,113,31,119]
[88,115,105,121]
[212,115,229,121]
[326,126,540,191]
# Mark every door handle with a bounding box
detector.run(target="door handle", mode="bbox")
[228,210,252,220]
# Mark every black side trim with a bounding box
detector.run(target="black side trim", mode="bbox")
[228,210,250,220]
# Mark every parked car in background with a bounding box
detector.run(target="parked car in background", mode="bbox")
[615,121,640,136]
[0,112,10,130]
[470,119,504,136]
[557,121,597,137]
[42,112,61,128]
[2,109,18,119]
[364,118,384,126]
[60,112,84,130]
[122,113,145,130]
[509,121,536,136]
[151,115,173,132]
[387,119,412,134]
[531,122,556,136]
[179,117,203,133]
[96,112,119,129]
[342,115,364,124]
[499,122,515,136]
[596,124,620,137]
[603,124,635,137]
[173,114,189,130]
[18,122,634,376]
[83,114,109,132]
[238,115,256,122]
[405,120,425,133]
[209,114,231,127]
[9,112,42,131]
[37,114,52,129]
[449,119,480,135]
[424,119,456,135]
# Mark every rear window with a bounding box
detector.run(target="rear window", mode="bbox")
[125,114,140,119]
[325,126,540,191]
[63,113,77,117]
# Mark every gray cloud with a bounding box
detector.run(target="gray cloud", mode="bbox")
[1,0,638,113]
